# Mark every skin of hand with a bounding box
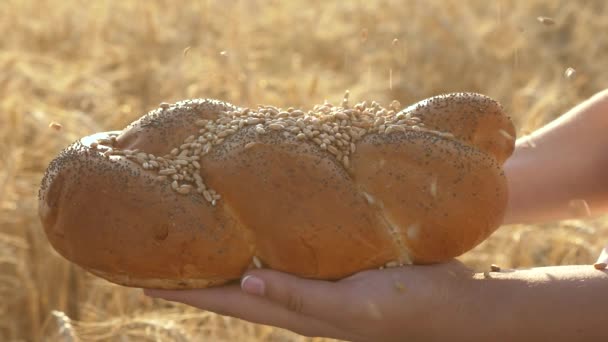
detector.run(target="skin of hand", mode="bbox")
[503,88,608,224]
[143,89,608,341]
[145,260,483,342]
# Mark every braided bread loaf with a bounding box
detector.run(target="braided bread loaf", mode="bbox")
[39,92,515,289]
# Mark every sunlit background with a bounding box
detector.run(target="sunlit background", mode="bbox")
[1,0,607,340]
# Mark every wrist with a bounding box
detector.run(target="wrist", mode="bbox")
[435,271,515,341]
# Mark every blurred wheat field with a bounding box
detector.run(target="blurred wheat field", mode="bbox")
[1,0,607,341]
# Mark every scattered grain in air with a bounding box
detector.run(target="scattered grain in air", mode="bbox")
[490,264,501,272]
[564,67,576,79]
[394,281,406,293]
[569,199,591,217]
[593,262,607,270]
[537,16,556,25]
[392,38,399,46]
[253,256,263,268]
[360,28,368,42]
[220,50,228,56]
[183,46,191,56]
[49,122,62,131]
[269,123,284,131]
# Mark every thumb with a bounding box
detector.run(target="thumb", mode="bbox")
[240,269,348,320]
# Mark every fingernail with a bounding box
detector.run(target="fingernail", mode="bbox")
[241,275,265,296]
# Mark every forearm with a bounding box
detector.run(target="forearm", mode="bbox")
[457,265,608,341]
[503,89,608,225]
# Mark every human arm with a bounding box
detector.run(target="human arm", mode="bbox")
[503,89,608,225]
[144,90,608,341]
[145,254,608,342]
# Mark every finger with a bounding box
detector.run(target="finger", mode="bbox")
[241,269,351,322]
[594,244,608,269]
[143,286,357,341]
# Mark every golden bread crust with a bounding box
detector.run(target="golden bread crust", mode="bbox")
[39,93,515,289]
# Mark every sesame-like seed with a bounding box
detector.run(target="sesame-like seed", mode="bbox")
[245,142,256,149]
[160,102,171,109]
[335,112,348,120]
[255,125,266,134]
[90,142,98,149]
[269,123,284,130]
[171,181,178,190]
[156,176,167,181]
[253,256,262,268]
[97,138,112,145]
[177,186,191,195]
[385,125,406,134]
[327,145,339,155]
[490,264,501,272]
[159,168,177,175]
[203,190,213,202]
